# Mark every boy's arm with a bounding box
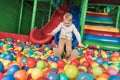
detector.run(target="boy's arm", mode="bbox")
[73,25,84,47]
[50,23,62,35]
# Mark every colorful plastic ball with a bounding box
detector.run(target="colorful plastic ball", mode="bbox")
[36,60,45,69]
[31,68,43,80]
[37,76,47,80]
[78,66,87,72]
[82,61,89,67]
[6,38,13,42]
[110,56,117,62]
[47,57,53,61]
[2,75,15,80]
[97,77,108,80]
[22,66,29,71]
[11,61,22,69]
[47,72,59,80]
[95,57,103,65]
[109,75,120,80]
[22,58,27,63]
[65,65,78,79]
[92,66,103,76]
[77,72,92,80]
[8,65,19,75]
[59,73,69,80]
[4,54,14,61]
[98,73,109,80]
[14,70,28,80]
[50,62,58,68]
[3,60,11,70]
[107,68,118,75]
[70,58,79,66]
[44,68,54,77]
[57,59,65,68]
[36,44,40,48]
[112,52,119,57]
[57,67,64,74]
[0,72,3,79]
[26,57,36,68]
[110,65,119,72]
[27,68,34,74]
[0,62,4,72]
[0,53,6,58]
[52,56,59,62]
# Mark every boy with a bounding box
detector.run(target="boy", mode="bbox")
[49,12,84,59]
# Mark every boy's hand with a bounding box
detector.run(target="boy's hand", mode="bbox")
[78,42,84,47]
[48,33,54,35]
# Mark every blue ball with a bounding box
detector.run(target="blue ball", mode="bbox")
[36,44,40,48]
[2,75,15,80]
[109,75,120,80]
[52,68,58,73]
[77,72,93,80]
[22,66,28,71]
[4,54,14,61]
[52,56,59,62]
[47,72,59,80]
[95,57,103,65]
[47,57,53,61]
[8,65,19,76]
[0,54,7,58]
[6,38,13,42]
[0,62,4,72]
[59,73,69,80]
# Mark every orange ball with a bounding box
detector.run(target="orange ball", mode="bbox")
[14,70,28,80]
[112,52,119,58]
[99,73,109,80]
[110,56,117,62]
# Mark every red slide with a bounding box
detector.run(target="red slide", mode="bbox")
[30,4,70,44]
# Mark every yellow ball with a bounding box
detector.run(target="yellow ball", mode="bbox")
[50,62,58,68]
[27,68,34,74]
[102,54,107,58]
[31,68,43,80]
[79,58,86,64]
[3,60,11,70]
[0,58,4,63]
[97,77,107,80]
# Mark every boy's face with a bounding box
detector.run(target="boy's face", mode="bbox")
[63,18,72,27]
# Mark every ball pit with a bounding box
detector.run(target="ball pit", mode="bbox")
[0,38,120,80]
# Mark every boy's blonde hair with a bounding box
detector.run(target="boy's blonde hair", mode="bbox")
[63,13,73,20]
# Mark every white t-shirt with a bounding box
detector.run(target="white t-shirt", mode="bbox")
[52,22,81,42]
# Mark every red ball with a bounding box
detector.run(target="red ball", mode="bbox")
[26,58,36,68]
[70,59,79,66]
[57,59,65,68]
[87,58,92,63]
[37,76,47,80]
[97,54,102,57]
[57,67,64,74]
[78,69,84,72]
[0,72,3,79]
[82,61,89,67]
[88,67,92,74]
[44,69,54,77]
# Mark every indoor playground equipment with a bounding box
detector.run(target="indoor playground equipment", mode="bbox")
[84,11,120,51]
[30,0,120,51]
[0,0,120,80]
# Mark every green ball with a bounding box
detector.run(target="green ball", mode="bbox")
[36,60,45,69]
[65,65,78,79]
[92,66,103,76]
[60,73,69,80]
